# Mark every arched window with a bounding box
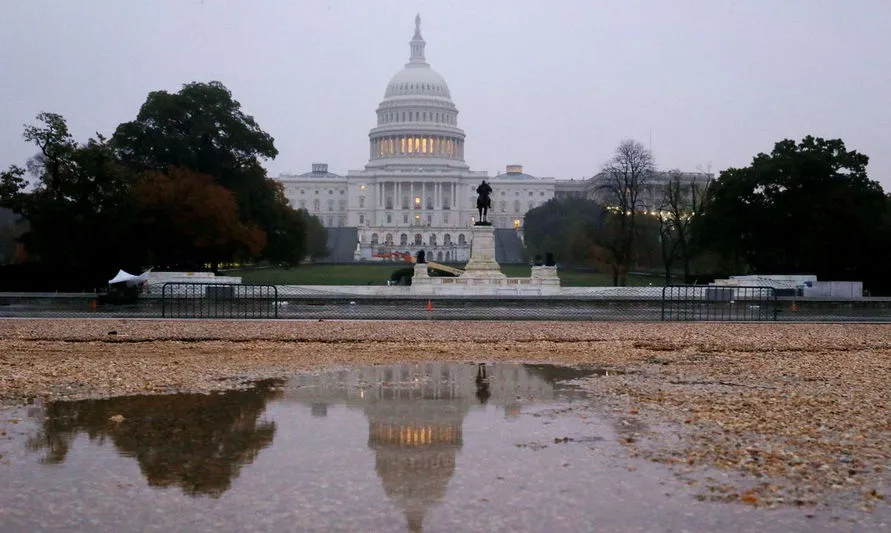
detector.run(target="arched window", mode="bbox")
[400,233,408,245]
[385,233,393,244]
[443,234,452,245]
[414,234,422,245]
[458,234,466,245]
[430,234,437,246]
[371,233,379,244]
[436,251,443,261]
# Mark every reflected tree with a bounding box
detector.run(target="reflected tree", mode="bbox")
[27,382,282,497]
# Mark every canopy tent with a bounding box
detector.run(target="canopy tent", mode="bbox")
[108,269,152,286]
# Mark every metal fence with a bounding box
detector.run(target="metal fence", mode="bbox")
[1,284,889,321]
[161,283,279,319]
[661,285,778,321]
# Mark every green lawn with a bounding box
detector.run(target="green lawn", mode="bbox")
[227,264,667,287]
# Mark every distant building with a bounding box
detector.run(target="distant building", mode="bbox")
[276,16,707,262]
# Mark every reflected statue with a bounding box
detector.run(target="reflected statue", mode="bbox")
[27,381,283,498]
[475,363,491,405]
[475,180,492,225]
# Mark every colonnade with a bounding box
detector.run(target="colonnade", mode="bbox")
[373,180,461,211]
[370,135,464,160]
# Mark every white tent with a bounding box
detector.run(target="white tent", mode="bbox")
[108,269,152,286]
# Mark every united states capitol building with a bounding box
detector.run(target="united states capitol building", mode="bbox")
[276,16,705,263]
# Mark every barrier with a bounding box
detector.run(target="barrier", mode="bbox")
[161,283,279,319]
[661,285,778,321]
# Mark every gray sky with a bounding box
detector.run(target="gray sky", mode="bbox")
[2,0,890,189]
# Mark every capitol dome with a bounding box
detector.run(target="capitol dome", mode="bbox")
[384,67,451,99]
[367,15,467,170]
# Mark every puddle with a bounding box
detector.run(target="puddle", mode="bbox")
[0,362,883,532]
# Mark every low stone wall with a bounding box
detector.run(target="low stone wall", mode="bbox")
[410,264,561,295]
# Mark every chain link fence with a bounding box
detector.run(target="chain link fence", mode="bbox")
[2,283,891,321]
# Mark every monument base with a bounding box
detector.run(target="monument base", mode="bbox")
[461,225,506,279]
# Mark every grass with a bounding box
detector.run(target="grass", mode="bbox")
[227,264,668,287]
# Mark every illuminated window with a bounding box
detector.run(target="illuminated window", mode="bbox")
[421,138,427,153]
[401,137,406,154]
[514,219,521,229]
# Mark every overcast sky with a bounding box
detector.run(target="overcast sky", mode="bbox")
[2,0,890,188]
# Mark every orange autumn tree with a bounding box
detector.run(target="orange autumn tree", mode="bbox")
[135,167,266,269]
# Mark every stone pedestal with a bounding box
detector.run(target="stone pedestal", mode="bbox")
[461,225,506,279]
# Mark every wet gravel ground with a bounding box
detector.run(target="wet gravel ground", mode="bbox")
[1,319,890,521]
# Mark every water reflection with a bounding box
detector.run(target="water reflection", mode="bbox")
[25,363,597,531]
[27,381,283,497]
[284,362,589,532]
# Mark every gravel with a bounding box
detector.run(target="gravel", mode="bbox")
[1,318,889,511]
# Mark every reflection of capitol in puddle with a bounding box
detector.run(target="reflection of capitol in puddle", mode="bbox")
[284,363,565,532]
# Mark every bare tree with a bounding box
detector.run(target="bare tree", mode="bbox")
[597,139,654,286]
[657,169,711,283]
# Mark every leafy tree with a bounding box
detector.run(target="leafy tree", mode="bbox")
[111,81,309,265]
[0,113,140,276]
[596,140,655,285]
[134,167,266,269]
[697,136,887,287]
